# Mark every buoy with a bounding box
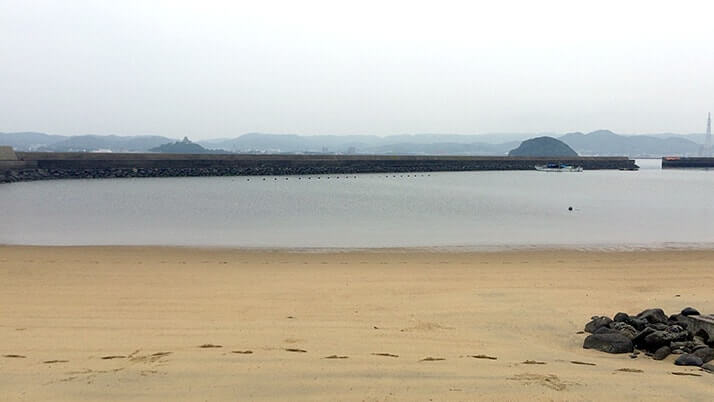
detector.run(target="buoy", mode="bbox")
[568,206,573,211]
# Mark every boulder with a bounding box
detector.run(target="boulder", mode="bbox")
[671,341,695,352]
[653,346,671,360]
[610,322,637,339]
[632,327,655,348]
[681,307,700,316]
[647,323,669,331]
[613,312,647,330]
[674,354,703,367]
[583,333,634,354]
[667,314,689,328]
[692,346,714,363]
[702,363,714,372]
[637,308,668,325]
[642,328,688,351]
[613,312,630,323]
[585,316,613,333]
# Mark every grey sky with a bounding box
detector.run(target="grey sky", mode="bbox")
[1,0,713,139]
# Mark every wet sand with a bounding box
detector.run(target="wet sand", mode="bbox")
[0,246,712,401]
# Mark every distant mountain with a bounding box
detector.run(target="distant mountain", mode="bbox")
[198,133,531,155]
[508,136,578,157]
[559,130,700,156]
[361,141,518,155]
[150,137,231,154]
[1,130,707,156]
[0,132,68,151]
[39,135,176,152]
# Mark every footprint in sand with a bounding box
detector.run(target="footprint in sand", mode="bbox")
[400,322,453,332]
[509,373,570,391]
[324,355,348,359]
[420,357,445,362]
[469,354,497,360]
[372,353,399,358]
[100,355,126,360]
[130,352,172,364]
[3,354,26,358]
[43,360,69,364]
[285,348,307,353]
[232,350,253,354]
[615,368,643,373]
[570,360,596,366]
[199,344,223,349]
[671,372,701,377]
[522,360,547,365]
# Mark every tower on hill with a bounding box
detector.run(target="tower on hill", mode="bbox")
[700,113,712,157]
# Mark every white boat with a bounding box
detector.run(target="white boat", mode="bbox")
[534,163,583,172]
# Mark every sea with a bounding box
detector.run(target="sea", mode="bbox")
[1,159,713,249]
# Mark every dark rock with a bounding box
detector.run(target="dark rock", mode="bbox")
[637,308,668,325]
[672,349,685,355]
[653,346,671,360]
[627,318,647,331]
[583,333,634,354]
[585,316,613,333]
[674,354,703,367]
[610,322,637,339]
[692,347,714,363]
[681,307,700,316]
[668,314,689,328]
[647,323,669,331]
[643,328,688,351]
[671,341,694,351]
[694,336,708,346]
[613,312,630,323]
[594,326,621,335]
[702,363,714,372]
[632,327,655,348]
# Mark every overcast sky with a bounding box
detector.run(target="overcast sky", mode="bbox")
[1,0,713,139]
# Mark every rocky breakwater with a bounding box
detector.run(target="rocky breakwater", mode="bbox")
[0,153,639,184]
[582,307,714,373]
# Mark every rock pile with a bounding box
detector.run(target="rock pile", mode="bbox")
[582,307,714,372]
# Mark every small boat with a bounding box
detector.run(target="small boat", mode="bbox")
[534,163,583,172]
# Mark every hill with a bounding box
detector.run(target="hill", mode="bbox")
[508,136,578,157]
[1,130,706,156]
[559,130,700,156]
[149,137,231,154]
[0,132,68,151]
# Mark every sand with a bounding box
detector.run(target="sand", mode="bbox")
[0,246,712,401]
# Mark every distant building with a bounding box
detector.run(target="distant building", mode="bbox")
[700,112,712,157]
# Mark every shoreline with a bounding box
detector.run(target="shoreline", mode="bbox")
[3,242,714,253]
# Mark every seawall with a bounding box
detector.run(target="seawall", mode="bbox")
[662,157,714,169]
[1,151,638,184]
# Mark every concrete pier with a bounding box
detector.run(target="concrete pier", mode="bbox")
[1,149,639,183]
[681,314,714,341]
[662,157,714,168]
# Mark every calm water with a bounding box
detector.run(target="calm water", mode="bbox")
[1,160,713,248]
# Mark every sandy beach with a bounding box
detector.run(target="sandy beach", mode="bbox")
[0,246,712,401]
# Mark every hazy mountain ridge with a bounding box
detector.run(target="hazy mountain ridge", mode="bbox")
[560,130,701,156]
[0,130,706,156]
